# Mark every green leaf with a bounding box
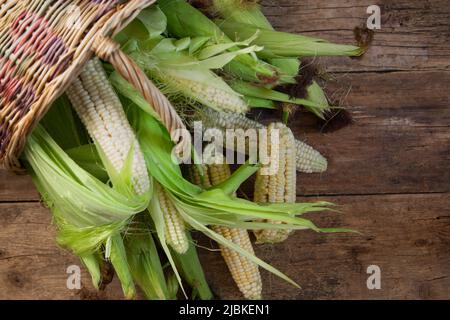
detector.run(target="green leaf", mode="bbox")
[137,5,167,38]
[126,230,172,300]
[216,19,365,58]
[110,234,136,299]
[230,80,330,118]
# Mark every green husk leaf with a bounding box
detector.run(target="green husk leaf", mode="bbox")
[172,233,213,300]
[230,80,330,118]
[180,210,300,289]
[112,82,352,288]
[126,230,172,300]
[65,144,108,182]
[109,234,136,299]
[212,0,272,27]
[216,19,365,58]
[148,182,188,298]
[212,0,300,80]
[244,96,276,109]
[39,95,88,149]
[80,254,102,290]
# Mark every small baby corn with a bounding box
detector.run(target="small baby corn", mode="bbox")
[253,122,296,244]
[156,183,189,254]
[199,109,327,173]
[66,58,149,195]
[190,161,262,300]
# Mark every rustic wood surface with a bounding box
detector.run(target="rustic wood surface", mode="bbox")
[0,0,449,299]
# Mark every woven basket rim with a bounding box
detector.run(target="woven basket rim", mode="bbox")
[0,0,155,171]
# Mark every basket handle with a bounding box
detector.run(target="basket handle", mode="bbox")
[92,35,190,154]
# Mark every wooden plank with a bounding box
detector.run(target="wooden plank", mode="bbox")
[1,71,449,201]
[0,171,38,202]
[198,193,450,299]
[0,202,123,300]
[0,194,448,299]
[0,0,449,301]
[290,70,450,195]
[262,0,450,72]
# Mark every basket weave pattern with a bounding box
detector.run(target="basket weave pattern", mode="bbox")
[0,0,184,171]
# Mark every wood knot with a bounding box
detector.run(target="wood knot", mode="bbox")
[7,271,27,288]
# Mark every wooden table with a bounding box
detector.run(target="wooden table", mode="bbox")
[0,0,449,299]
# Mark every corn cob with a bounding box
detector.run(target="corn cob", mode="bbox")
[198,109,328,173]
[66,58,149,195]
[253,122,296,244]
[159,73,249,114]
[156,183,189,254]
[189,161,262,300]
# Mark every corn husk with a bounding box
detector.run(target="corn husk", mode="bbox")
[113,85,353,292]
[230,80,331,119]
[157,0,290,84]
[216,19,365,58]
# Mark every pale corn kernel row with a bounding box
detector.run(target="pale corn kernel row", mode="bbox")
[66,58,149,195]
[156,183,189,254]
[161,74,248,113]
[295,139,327,173]
[199,109,328,173]
[212,225,262,300]
[189,161,262,300]
[253,122,296,244]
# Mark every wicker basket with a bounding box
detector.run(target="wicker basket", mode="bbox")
[0,0,187,171]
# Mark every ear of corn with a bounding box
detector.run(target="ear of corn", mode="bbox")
[208,0,331,121]
[210,0,300,79]
[253,122,296,243]
[212,225,262,299]
[216,19,365,58]
[198,109,328,173]
[158,0,285,84]
[156,183,189,254]
[66,58,150,195]
[190,161,262,300]
[118,36,250,114]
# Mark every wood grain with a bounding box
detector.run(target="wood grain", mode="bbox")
[0,195,448,299]
[263,0,450,72]
[199,193,450,299]
[0,0,449,300]
[1,71,449,200]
